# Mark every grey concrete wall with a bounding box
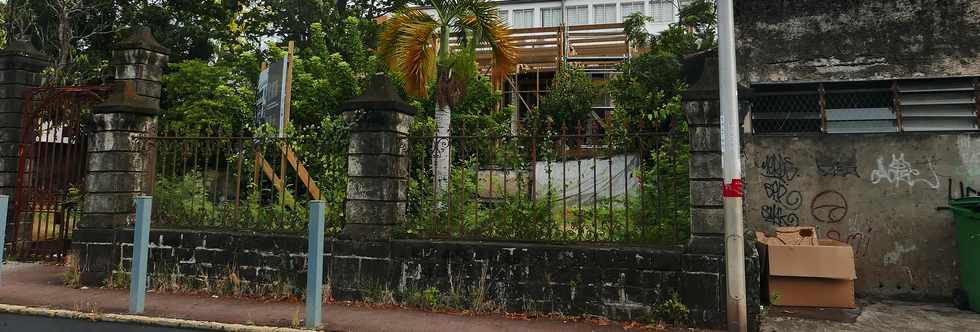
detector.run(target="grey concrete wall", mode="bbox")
[735,0,980,82]
[742,133,980,300]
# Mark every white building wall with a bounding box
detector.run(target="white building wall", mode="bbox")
[421,0,684,35]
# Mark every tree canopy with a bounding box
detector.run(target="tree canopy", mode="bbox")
[610,0,718,129]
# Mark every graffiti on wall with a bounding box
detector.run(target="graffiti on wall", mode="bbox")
[760,153,802,226]
[870,153,940,189]
[948,179,980,200]
[826,227,873,257]
[816,153,860,177]
[810,190,848,224]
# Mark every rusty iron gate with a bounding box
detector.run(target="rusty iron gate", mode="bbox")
[8,86,110,259]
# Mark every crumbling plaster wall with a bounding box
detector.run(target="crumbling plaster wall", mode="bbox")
[735,0,980,82]
[742,134,980,300]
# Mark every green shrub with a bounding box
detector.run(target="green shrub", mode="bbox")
[654,292,690,325]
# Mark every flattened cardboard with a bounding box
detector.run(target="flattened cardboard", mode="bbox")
[767,239,856,280]
[771,226,818,246]
[769,277,857,308]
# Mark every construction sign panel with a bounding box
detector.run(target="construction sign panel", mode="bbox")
[256,56,288,136]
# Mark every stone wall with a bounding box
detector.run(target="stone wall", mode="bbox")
[735,0,980,82]
[742,133,980,300]
[72,228,761,330]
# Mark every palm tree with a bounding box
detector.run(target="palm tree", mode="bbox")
[379,0,517,199]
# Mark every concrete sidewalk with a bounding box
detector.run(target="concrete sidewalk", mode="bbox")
[761,300,980,332]
[0,262,687,332]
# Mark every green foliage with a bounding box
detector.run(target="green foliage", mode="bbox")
[106,261,131,289]
[156,18,360,230]
[161,60,256,136]
[624,12,654,49]
[412,74,512,138]
[610,0,718,130]
[609,54,685,128]
[286,49,359,132]
[537,65,599,129]
[288,117,352,229]
[63,253,82,288]
[414,287,442,309]
[391,282,498,313]
[152,171,315,234]
[654,292,690,325]
[403,143,690,245]
[678,0,718,48]
[770,290,782,305]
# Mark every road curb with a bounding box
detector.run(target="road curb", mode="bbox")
[0,303,314,331]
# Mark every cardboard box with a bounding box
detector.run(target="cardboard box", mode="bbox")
[758,231,857,308]
[759,226,818,246]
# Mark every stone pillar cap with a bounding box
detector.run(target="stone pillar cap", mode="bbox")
[94,81,159,115]
[342,74,416,115]
[116,27,171,55]
[0,36,48,60]
[682,49,752,100]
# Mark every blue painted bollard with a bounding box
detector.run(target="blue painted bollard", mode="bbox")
[305,200,326,329]
[0,195,9,285]
[129,196,152,314]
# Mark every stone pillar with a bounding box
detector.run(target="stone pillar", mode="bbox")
[682,51,762,331]
[682,51,726,254]
[341,74,415,240]
[80,27,168,228]
[0,38,49,239]
[112,27,169,109]
[0,38,47,196]
[75,28,168,284]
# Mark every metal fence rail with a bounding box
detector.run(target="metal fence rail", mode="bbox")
[138,125,690,245]
[402,124,691,245]
[138,136,345,235]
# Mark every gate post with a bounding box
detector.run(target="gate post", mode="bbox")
[0,37,49,242]
[682,51,727,254]
[682,51,763,331]
[340,74,415,240]
[75,28,168,285]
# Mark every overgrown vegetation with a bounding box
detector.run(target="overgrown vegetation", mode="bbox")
[653,292,690,326]
[152,170,318,234]
[104,261,131,289]
[63,252,82,288]
[8,0,714,246]
[361,276,501,314]
[535,64,601,131]
[102,261,303,300]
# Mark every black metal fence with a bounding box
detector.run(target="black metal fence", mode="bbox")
[137,124,691,245]
[401,124,691,245]
[139,136,346,235]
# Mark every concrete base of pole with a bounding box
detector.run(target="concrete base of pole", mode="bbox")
[724,197,747,332]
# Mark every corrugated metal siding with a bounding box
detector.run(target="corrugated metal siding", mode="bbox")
[826,108,897,134]
[750,77,979,134]
[898,79,977,132]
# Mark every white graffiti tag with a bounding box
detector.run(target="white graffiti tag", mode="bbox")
[870,153,939,189]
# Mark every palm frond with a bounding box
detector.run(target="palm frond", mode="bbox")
[462,1,518,89]
[380,9,440,97]
[396,12,440,97]
[378,11,414,70]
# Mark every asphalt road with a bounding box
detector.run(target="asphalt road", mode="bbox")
[0,313,207,332]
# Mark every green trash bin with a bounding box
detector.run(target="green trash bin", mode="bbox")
[949,197,980,313]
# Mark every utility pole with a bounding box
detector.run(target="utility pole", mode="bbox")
[716,0,747,331]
